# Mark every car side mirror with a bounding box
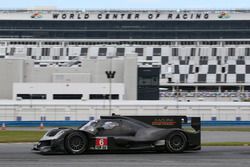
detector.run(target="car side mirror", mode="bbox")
[96,126,104,131]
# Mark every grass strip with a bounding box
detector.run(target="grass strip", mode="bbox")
[201,127,250,132]
[0,131,45,143]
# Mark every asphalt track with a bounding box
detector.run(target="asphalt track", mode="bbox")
[0,143,249,167]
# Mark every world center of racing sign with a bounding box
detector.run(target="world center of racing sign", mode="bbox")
[52,12,209,20]
[0,10,250,21]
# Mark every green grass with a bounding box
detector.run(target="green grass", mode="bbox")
[202,142,250,146]
[0,131,45,143]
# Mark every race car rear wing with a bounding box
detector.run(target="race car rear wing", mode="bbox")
[126,115,201,131]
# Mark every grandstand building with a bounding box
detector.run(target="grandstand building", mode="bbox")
[0,9,250,101]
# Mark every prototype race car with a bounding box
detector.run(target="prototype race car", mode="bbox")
[33,114,201,154]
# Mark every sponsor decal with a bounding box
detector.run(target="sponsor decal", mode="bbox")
[152,118,176,126]
[31,12,43,19]
[95,137,108,150]
[218,12,230,19]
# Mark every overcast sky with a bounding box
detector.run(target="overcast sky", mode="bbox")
[1,0,250,9]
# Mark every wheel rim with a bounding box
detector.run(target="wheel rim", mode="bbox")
[169,135,185,151]
[69,136,85,151]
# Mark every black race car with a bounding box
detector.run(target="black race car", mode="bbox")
[33,114,201,154]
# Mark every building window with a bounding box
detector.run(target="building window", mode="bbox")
[53,94,82,100]
[116,48,125,56]
[153,48,161,56]
[228,48,235,56]
[212,48,217,56]
[198,74,207,83]
[208,65,217,74]
[60,48,64,56]
[195,67,199,73]
[245,48,250,56]
[180,74,187,83]
[228,65,236,74]
[189,65,193,74]
[180,41,194,45]
[10,48,15,56]
[146,56,152,60]
[168,78,172,83]
[174,65,179,74]
[172,48,179,56]
[80,48,88,56]
[236,74,245,83]
[161,56,168,65]
[89,94,119,100]
[216,74,221,83]
[17,94,47,100]
[202,41,218,45]
[222,67,226,73]
[217,57,222,65]
[135,48,144,56]
[27,48,32,56]
[98,48,107,56]
[199,56,208,65]
[42,48,50,56]
[246,65,250,74]
[66,48,69,56]
[190,48,196,56]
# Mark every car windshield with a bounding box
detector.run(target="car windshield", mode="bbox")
[78,120,99,133]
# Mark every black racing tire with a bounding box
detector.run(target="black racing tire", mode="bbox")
[165,131,187,153]
[64,131,88,155]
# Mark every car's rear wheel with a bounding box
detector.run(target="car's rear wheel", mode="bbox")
[165,131,187,153]
[64,132,88,154]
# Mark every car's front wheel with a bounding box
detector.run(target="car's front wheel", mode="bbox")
[165,131,187,153]
[64,132,88,154]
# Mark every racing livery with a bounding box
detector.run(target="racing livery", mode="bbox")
[33,114,201,154]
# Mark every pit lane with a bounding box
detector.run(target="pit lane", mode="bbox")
[0,143,249,167]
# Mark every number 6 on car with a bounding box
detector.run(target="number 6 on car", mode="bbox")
[95,137,108,150]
